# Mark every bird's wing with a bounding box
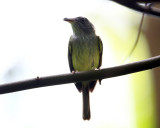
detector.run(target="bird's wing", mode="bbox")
[97,36,103,69]
[68,36,74,72]
[68,36,82,92]
[96,36,103,85]
[89,36,103,91]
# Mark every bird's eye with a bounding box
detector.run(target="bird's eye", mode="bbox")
[81,18,85,22]
[79,18,86,24]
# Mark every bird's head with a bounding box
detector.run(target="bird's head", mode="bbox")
[64,17,95,36]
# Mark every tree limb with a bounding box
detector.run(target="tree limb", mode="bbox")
[110,0,160,17]
[0,55,160,94]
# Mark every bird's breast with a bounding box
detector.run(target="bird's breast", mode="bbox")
[71,36,99,71]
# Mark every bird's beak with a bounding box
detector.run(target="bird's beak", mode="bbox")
[63,18,75,23]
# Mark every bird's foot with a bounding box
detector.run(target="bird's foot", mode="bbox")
[72,71,76,74]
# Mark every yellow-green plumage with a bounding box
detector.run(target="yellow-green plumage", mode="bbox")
[64,17,103,120]
[69,35,101,71]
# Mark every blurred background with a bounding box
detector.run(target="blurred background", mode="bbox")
[0,0,159,128]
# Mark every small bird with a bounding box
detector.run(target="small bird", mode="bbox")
[64,17,103,120]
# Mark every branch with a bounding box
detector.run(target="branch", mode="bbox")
[0,55,160,94]
[137,0,160,2]
[111,0,160,17]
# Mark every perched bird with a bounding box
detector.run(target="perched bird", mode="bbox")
[64,17,103,120]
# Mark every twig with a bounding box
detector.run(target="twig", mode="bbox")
[0,55,160,94]
[123,9,145,62]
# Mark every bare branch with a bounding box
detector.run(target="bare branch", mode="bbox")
[135,0,160,2]
[111,0,160,17]
[0,55,160,95]
[123,12,145,62]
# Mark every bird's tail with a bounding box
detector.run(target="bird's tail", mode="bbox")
[82,85,90,120]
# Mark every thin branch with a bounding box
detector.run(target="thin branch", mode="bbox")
[123,12,145,62]
[110,0,160,17]
[0,55,160,95]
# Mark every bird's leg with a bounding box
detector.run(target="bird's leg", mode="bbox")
[72,70,76,74]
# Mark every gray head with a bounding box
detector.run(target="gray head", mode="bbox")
[64,17,95,36]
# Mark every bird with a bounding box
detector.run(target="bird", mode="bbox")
[64,16,103,120]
